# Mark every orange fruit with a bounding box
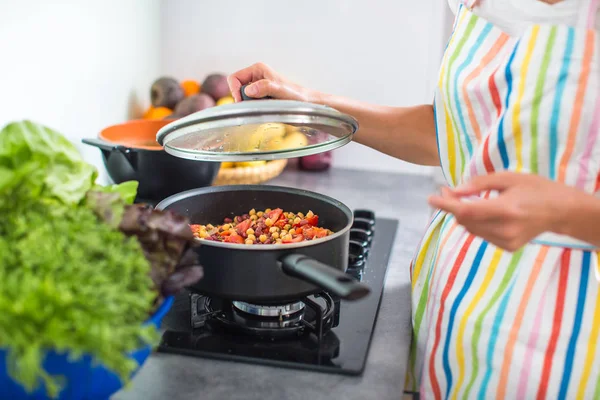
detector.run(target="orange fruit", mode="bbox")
[145,106,173,120]
[181,80,201,97]
[216,95,234,106]
[143,106,154,119]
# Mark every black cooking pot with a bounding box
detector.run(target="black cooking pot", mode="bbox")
[156,185,370,303]
[82,119,220,202]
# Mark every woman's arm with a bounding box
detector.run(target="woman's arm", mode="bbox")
[559,191,600,248]
[228,63,440,166]
[428,172,600,251]
[315,93,439,166]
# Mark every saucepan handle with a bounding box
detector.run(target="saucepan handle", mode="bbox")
[81,138,137,173]
[81,138,132,154]
[240,84,273,101]
[281,254,370,301]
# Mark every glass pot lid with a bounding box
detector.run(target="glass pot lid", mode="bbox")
[156,89,359,162]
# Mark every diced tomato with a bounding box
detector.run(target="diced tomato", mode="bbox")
[236,219,252,235]
[275,219,287,228]
[295,227,303,235]
[306,215,318,226]
[283,234,305,243]
[303,228,316,239]
[315,229,328,238]
[266,208,283,222]
[224,234,244,244]
[220,230,232,236]
[294,215,318,228]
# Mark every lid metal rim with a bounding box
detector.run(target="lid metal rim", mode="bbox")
[163,134,353,162]
[156,108,359,145]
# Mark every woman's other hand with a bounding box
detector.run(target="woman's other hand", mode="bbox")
[427,172,591,251]
[227,62,320,103]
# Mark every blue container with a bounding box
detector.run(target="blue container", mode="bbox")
[0,296,174,400]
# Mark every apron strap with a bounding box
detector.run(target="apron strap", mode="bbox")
[578,0,600,29]
[461,0,481,10]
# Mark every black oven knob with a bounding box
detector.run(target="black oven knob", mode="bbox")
[345,267,363,282]
[352,219,373,236]
[350,228,372,247]
[353,210,375,225]
[348,241,366,269]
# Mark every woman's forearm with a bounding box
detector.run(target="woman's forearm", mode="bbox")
[559,192,600,248]
[314,93,440,166]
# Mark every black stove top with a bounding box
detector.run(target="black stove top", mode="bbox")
[157,211,398,376]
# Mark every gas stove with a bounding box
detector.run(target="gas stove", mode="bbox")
[157,210,398,375]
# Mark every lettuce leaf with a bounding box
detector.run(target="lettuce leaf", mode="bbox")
[0,120,98,205]
[92,181,139,204]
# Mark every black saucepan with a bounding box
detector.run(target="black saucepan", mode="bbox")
[155,185,370,303]
[82,119,220,202]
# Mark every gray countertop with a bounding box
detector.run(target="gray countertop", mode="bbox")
[113,166,435,400]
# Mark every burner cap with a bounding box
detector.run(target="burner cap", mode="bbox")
[232,301,305,317]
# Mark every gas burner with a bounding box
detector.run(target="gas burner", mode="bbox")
[193,292,337,340]
[232,300,305,317]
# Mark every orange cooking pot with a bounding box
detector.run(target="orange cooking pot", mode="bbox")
[82,119,220,202]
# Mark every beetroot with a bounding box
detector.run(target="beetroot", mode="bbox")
[151,77,184,109]
[174,93,216,117]
[202,73,230,101]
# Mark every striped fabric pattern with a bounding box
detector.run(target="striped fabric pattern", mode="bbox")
[408,1,600,398]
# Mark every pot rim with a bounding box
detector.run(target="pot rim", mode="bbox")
[99,119,178,152]
[155,185,353,251]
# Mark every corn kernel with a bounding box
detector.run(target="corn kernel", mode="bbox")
[206,224,214,230]
[272,232,280,239]
[257,211,264,218]
[298,212,304,219]
[276,239,283,244]
[249,208,256,215]
[246,228,254,235]
[269,226,279,233]
[222,224,231,230]
[265,218,273,227]
[283,234,293,241]
[284,224,291,231]
[293,217,301,225]
[265,208,272,213]
[250,214,258,221]
[306,210,314,218]
[259,234,267,243]
[281,230,288,236]
[247,234,256,241]
[245,239,253,245]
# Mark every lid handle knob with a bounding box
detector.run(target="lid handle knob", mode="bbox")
[240,84,273,101]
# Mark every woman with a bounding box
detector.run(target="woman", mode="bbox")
[227,0,600,398]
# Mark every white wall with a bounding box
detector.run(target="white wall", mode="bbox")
[0,0,161,185]
[159,0,451,176]
[0,1,452,180]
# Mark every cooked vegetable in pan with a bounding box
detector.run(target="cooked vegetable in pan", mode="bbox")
[190,208,333,244]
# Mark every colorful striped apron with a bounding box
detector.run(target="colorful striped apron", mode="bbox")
[407,0,600,399]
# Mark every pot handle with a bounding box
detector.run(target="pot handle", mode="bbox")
[81,138,132,153]
[81,138,136,166]
[281,254,370,301]
[240,84,273,101]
